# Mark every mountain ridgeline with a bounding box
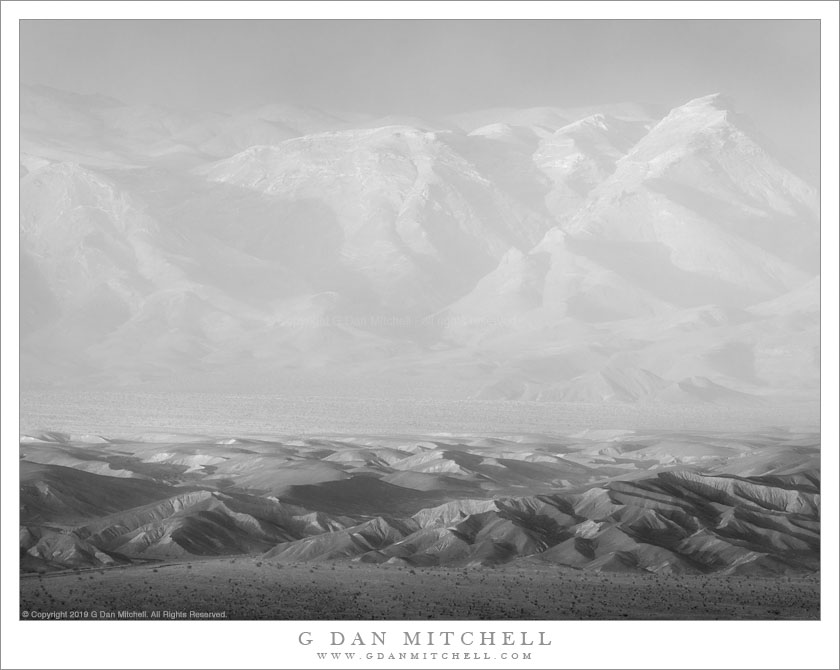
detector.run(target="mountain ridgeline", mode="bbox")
[19,429,820,575]
[20,86,819,404]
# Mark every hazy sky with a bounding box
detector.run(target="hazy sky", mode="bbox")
[20,20,820,177]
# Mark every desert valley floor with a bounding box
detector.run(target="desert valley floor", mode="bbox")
[21,559,818,620]
[19,421,820,620]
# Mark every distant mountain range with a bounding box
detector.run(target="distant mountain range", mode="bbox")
[20,85,819,405]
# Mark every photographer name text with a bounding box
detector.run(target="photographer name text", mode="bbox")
[298,631,551,647]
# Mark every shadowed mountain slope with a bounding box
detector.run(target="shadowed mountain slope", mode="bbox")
[20,430,819,575]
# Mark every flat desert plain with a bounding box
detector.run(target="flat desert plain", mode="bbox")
[21,560,818,620]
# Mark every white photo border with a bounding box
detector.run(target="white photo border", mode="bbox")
[2,3,837,669]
